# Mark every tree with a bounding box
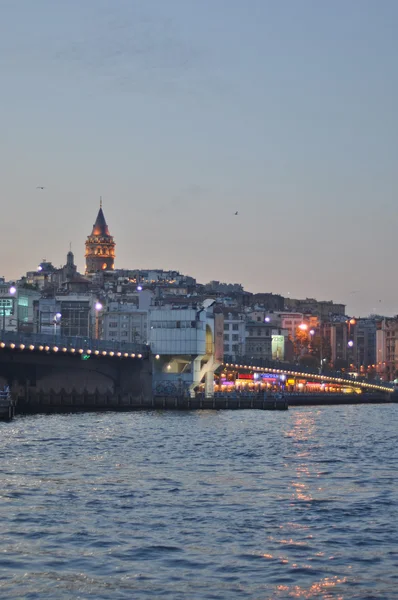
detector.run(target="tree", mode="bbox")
[298,354,318,369]
[293,328,309,357]
[334,358,348,371]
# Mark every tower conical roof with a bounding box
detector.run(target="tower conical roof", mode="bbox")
[91,207,110,237]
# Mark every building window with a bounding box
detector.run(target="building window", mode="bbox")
[257,317,261,322]
[224,334,229,341]
[232,334,239,341]
[224,344,229,351]
[224,324,230,331]
[0,299,14,317]
[232,324,239,331]
[109,322,118,328]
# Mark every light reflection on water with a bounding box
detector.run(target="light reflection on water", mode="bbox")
[1,406,398,599]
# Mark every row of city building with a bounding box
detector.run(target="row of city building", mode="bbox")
[0,203,396,381]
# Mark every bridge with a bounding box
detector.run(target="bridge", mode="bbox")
[221,360,393,395]
[0,332,394,412]
[0,331,151,412]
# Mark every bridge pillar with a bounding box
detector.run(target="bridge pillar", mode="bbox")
[204,369,214,399]
[189,355,220,399]
[190,357,202,398]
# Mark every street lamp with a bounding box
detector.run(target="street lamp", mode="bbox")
[94,302,103,339]
[53,312,62,338]
[2,285,17,335]
[348,340,354,348]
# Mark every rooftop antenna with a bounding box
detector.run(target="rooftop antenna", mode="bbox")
[100,196,102,209]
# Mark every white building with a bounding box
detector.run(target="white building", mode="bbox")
[149,300,224,397]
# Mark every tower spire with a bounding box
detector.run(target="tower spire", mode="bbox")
[85,202,115,274]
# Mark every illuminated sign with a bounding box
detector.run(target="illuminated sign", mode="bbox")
[237,374,254,380]
[272,335,285,360]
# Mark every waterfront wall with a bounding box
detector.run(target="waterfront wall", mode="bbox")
[16,391,288,413]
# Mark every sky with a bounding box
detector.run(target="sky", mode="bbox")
[0,0,397,317]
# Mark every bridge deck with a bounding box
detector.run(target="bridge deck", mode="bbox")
[223,362,393,394]
[0,331,149,358]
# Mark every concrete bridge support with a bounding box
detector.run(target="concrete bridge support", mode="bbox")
[189,355,221,399]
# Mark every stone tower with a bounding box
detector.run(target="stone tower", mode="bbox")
[85,200,115,274]
[64,248,77,280]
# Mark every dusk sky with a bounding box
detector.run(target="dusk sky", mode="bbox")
[1,0,396,316]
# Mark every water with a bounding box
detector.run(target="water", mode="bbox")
[1,406,398,599]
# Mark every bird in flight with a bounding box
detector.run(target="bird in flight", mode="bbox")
[36,186,46,189]
[234,211,238,215]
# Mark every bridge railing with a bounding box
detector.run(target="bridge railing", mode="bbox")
[0,331,149,357]
[223,354,393,389]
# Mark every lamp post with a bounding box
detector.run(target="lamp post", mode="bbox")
[53,312,62,339]
[346,318,356,367]
[94,302,103,340]
[309,328,315,351]
[2,285,16,335]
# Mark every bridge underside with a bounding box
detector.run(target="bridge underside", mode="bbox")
[0,348,152,412]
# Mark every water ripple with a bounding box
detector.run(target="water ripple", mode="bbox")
[0,406,398,598]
